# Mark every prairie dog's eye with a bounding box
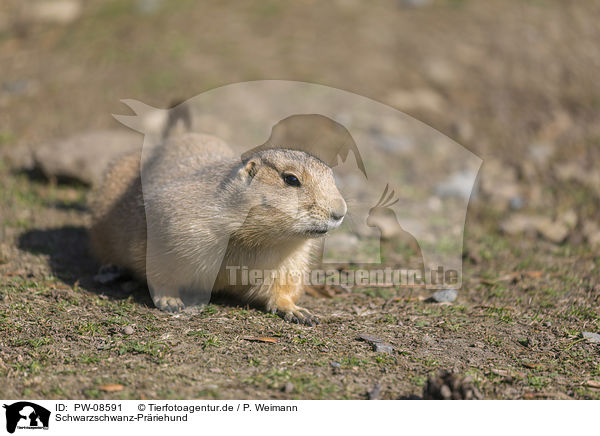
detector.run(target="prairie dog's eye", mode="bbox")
[283,173,301,187]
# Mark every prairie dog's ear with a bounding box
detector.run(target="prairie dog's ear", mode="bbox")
[239,157,261,181]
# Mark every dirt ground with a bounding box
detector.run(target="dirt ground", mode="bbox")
[1,0,599,399]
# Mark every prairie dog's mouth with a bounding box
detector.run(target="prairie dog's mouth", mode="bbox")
[304,226,328,236]
[303,218,343,236]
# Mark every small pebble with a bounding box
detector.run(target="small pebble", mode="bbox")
[536,219,569,244]
[122,326,134,335]
[434,170,479,200]
[357,333,395,353]
[373,343,394,354]
[137,0,162,14]
[509,195,524,210]
[582,332,600,343]
[330,361,341,369]
[281,382,294,393]
[357,333,384,344]
[398,0,432,7]
[368,383,382,400]
[429,289,457,303]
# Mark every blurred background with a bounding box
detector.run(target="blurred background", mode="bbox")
[2,0,599,225]
[1,0,599,399]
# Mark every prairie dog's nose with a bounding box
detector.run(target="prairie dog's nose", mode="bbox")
[330,198,347,222]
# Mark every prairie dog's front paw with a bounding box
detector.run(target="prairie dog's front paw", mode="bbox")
[154,296,185,313]
[271,304,319,326]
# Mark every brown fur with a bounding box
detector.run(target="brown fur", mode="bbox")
[90,133,346,325]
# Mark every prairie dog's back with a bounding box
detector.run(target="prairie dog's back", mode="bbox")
[90,149,147,276]
[90,133,233,278]
[144,133,234,184]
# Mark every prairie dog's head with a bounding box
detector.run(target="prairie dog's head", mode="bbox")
[236,149,347,240]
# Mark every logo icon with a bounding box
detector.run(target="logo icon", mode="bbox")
[3,402,50,434]
[112,80,481,311]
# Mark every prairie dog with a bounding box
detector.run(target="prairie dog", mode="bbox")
[90,133,347,325]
